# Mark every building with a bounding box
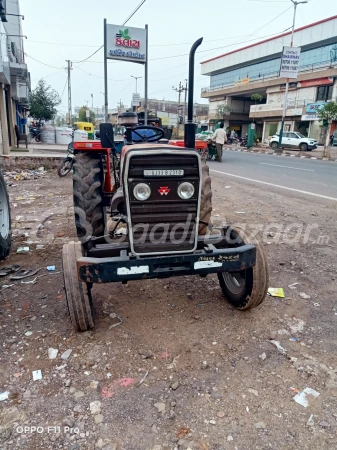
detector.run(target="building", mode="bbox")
[139,98,209,123]
[0,0,30,155]
[200,15,337,143]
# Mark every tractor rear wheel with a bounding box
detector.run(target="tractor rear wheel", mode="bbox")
[73,152,106,243]
[199,163,212,235]
[217,226,269,310]
[0,170,11,260]
[62,241,95,331]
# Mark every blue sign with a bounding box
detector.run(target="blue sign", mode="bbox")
[306,102,327,114]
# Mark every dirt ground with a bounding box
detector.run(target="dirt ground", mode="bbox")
[0,168,336,450]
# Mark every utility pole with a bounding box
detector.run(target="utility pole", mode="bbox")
[66,60,72,126]
[183,79,188,124]
[173,81,187,132]
[278,0,308,152]
[91,93,93,109]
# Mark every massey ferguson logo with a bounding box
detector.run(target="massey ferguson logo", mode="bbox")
[158,187,170,196]
[116,29,140,49]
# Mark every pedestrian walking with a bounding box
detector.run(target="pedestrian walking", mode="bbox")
[212,122,227,162]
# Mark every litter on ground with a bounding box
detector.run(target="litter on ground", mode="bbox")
[268,288,285,298]
[32,370,43,381]
[269,340,287,355]
[293,387,320,408]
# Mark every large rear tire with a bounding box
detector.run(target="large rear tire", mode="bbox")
[199,163,212,235]
[62,241,95,331]
[218,226,269,310]
[0,170,11,260]
[73,152,106,243]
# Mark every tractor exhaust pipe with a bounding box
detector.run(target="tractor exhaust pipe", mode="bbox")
[184,37,203,149]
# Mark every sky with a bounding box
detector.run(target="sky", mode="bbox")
[20,0,335,117]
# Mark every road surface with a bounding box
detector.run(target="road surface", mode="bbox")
[208,150,337,201]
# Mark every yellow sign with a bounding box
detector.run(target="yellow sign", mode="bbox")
[235,77,250,86]
[161,117,169,126]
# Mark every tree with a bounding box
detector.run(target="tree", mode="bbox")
[29,79,61,122]
[317,101,337,156]
[78,106,96,124]
[251,93,263,123]
[215,103,231,120]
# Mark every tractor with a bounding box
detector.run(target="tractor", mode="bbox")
[62,38,269,331]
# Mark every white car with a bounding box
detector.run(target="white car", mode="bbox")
[270,132,318,151]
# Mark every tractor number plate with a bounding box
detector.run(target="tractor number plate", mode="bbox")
[143,169,184,177]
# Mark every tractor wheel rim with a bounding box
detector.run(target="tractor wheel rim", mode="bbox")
[222,271,246,295]
[0,176,9,239]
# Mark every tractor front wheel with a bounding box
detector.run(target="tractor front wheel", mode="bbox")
[73,152,106,243]
[217,226,269,310]
[62,241,95,331]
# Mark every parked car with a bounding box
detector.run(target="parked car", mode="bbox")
[270,132,318,151]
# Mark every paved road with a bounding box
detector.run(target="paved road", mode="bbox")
[208,150,337,201]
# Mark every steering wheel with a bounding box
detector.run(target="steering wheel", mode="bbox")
[131,125,165,143]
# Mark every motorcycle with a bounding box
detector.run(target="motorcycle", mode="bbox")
[29,126,41,142]
[57,134,74,177]
[240,137,248,147]
[227,137,239,145]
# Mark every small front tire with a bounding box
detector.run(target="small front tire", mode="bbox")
[299,143,308,151]
[217,227,269,310]
[270,142,278,150]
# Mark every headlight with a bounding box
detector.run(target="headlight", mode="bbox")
[177,182,195,200]
[133,183,151,201]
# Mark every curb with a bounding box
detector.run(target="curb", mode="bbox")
[223,147,337,162]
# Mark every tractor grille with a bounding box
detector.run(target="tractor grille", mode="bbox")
[126,152,200,255]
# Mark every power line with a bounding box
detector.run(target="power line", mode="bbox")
[60,76,68,99]
[72,0,147,66]
[25,53,64,69]
[73,46,103,65]
[122,0,147,25]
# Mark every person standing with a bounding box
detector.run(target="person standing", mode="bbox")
[212,122,227,162]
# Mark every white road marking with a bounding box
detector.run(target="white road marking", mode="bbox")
[259,163,314,172]
[210,169,337,201]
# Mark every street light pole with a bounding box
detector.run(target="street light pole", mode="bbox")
[278,0,307,152]
[131,75,142,94]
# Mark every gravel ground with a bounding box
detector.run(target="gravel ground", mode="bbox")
[0,168,336,450]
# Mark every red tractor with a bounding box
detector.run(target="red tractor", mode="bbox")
[62,38,269,331]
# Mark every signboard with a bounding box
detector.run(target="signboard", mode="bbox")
[286,108,303,117]
[301,114,320,121]
[106,24,147,63]
[306,102,327,114]
[235,77,250,86]
[132,93,141,107]
[298,77,333,88]
[86,110,90,118]
[279,46,301,79]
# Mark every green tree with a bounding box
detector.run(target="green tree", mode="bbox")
[29,79,61,123]
[78,106,96,124]
[251,93,263,123]
[215,104,231,120]
[317,101,337,156]
[251,93,263,104]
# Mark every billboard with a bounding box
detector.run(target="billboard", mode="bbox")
[106,24,147,64]
[305,102,327,114]
[279,46,301,79]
